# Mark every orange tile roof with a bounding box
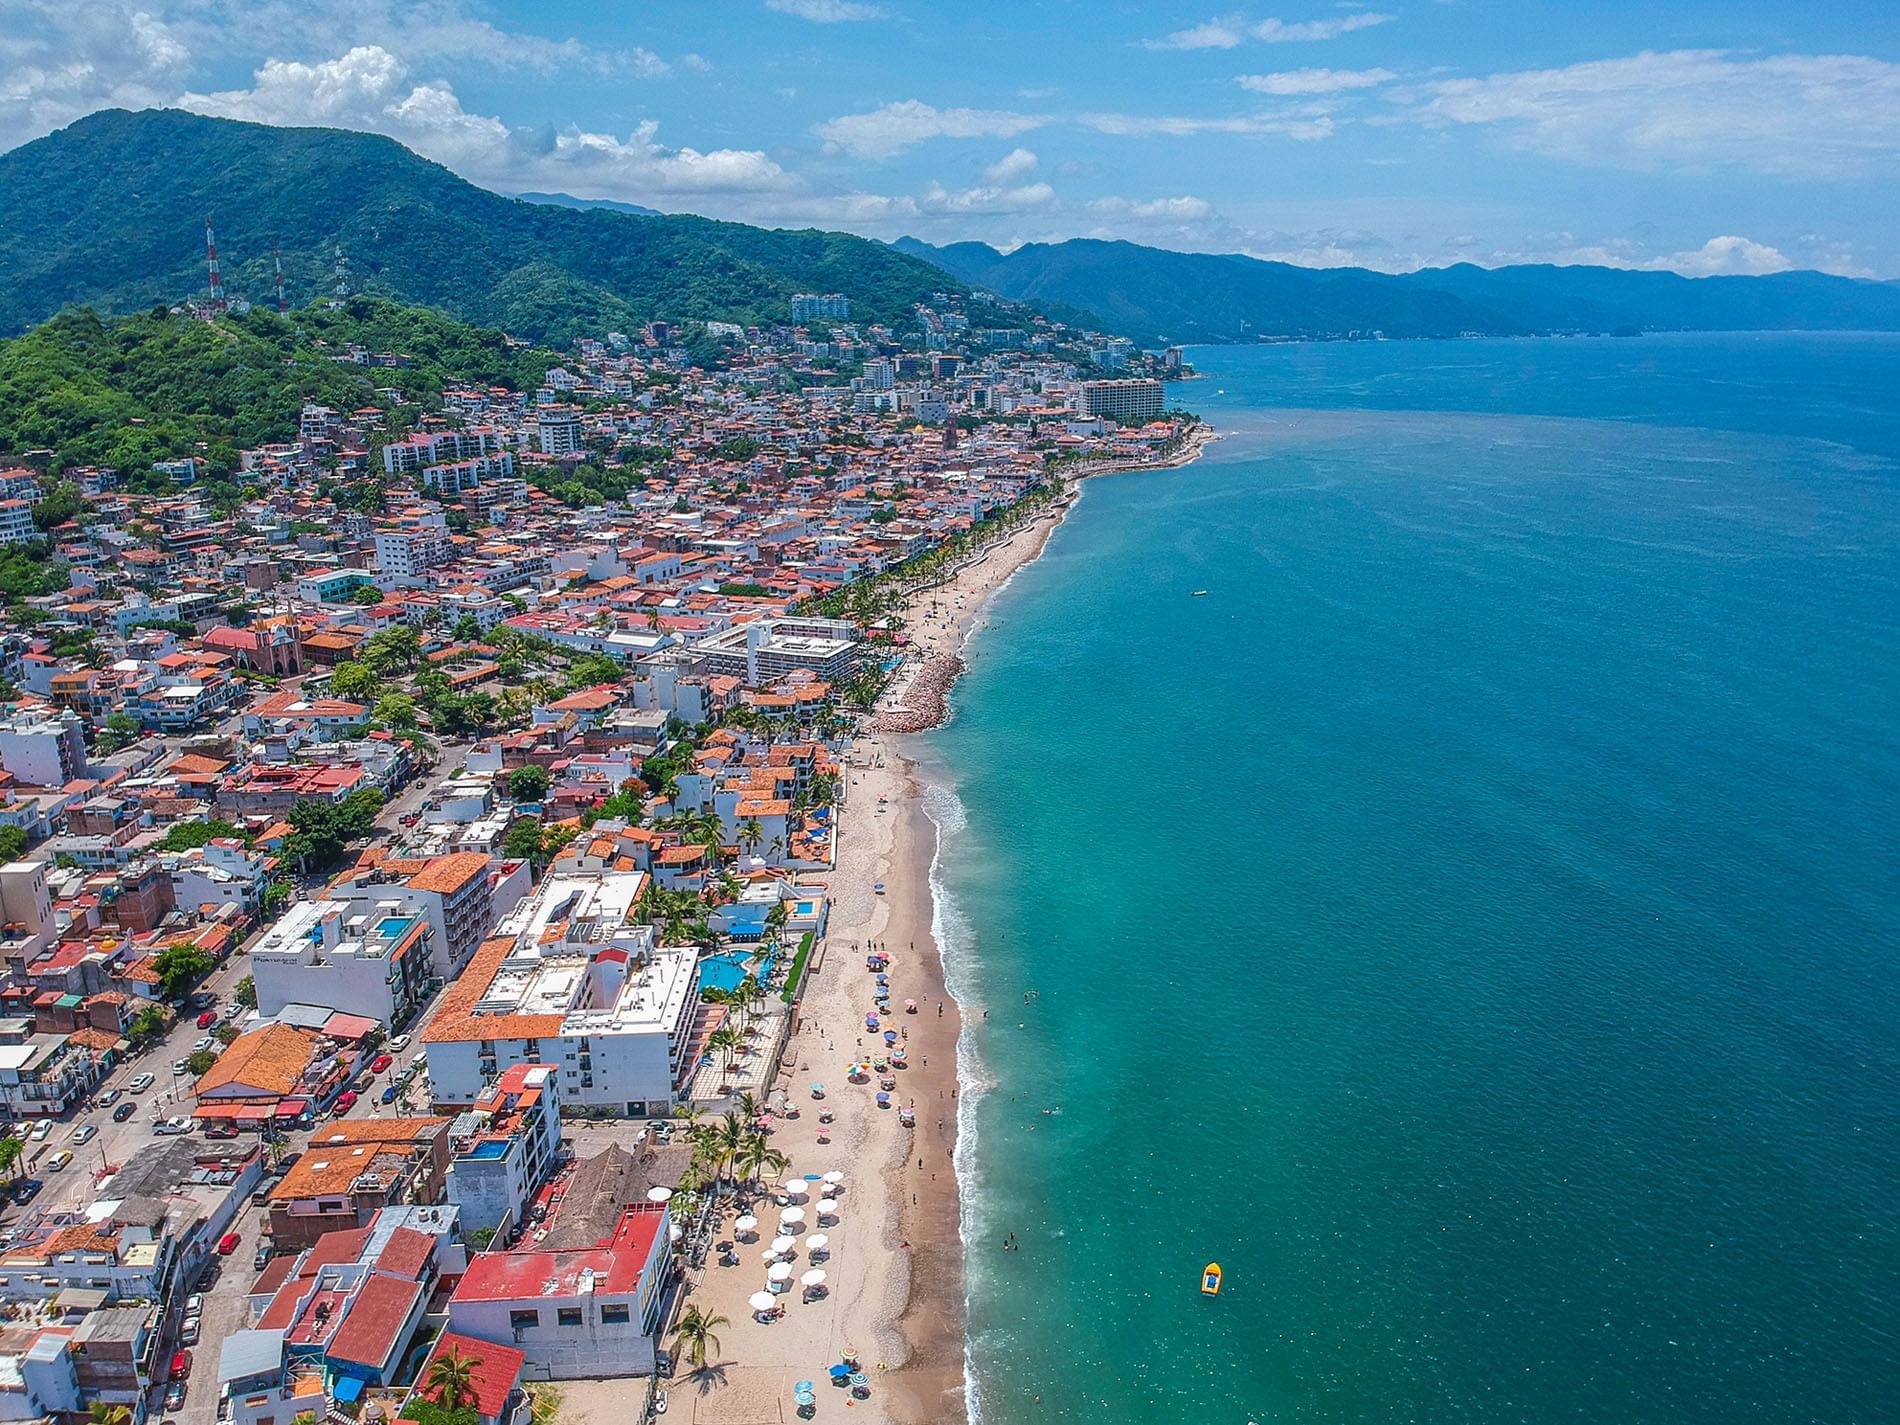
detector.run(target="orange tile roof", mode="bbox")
[194,1023,316,1098]
[421,936,566,1044]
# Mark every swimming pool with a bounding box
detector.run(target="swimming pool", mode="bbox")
[376,915,416,941]
[699,950,777,994]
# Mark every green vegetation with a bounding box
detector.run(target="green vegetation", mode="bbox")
[154,942,214,999]
[284,788,385,873]
[0,826,27,862]
[0,299,555,474]
[233,975,257,1009]
[781,931,817,1004]
[128,1004,168,1046]
[184,1048,217,1076]
[158,818,246,852]
[0,109,973,343]
[508,765,550,802]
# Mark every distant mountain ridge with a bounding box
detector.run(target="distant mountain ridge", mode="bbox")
[0,109,970,344]
[893,236,1900,344]
[515,192,664,219]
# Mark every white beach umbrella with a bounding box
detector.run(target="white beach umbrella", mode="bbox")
[770,1234,797,1255]
[801,1269,827,1287]
[803,1233,829,1253]
[768,1260,794,1282]
[817,1198,839,1216]
[781,1178,809,1197]
[822,1170,845,1186]
[646,1186,673,1203]
[779,1205,806,1225]
[734,1214,758,1233]
[749,1291,777,1314]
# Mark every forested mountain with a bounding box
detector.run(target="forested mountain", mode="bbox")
[0,109,966,344]
[893,237,1900,345]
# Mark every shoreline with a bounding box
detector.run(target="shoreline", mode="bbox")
[679,430,1212,1424]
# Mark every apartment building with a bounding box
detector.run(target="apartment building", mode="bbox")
[1074,377,1165,424]
[250,899,434,1027]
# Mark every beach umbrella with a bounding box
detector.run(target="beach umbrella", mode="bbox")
[782,1177,809,1196]
[768,1260,794,1282]
[865,1014,880,1029]
[801,1268,827,1287]
[905,999,918,1012]
[817,1198,838,1216]
[875,1092,890,1107]
[823,1170,845,1186]
[770,1234,797,1255]
[883,1030,898,1045]
[668,1223,682,1243]
[734,1214,758,1234]
[828,1364,852,1382]
[780,1205,807,1224]
[646,1186,673,1203]
[749,1291,777,1314]
[804,1233,829,1254]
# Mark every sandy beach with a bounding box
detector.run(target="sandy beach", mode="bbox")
[680,437,1211,1424]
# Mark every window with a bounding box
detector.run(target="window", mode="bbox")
[557,1307,583,1327]
[509,1309,539,1330]
[600,1304,630,1325]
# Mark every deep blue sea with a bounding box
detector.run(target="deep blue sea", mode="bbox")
[920,334,1900,1425]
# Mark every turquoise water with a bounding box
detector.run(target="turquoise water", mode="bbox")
[924,334,1900,1425]
[699,950,776,994]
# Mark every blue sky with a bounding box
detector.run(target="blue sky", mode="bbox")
[5,0,1899,276]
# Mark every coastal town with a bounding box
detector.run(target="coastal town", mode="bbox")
[0,279,1203,1425]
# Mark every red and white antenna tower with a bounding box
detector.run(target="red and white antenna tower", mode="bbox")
[204,216,226,312]
[273,238,288,314]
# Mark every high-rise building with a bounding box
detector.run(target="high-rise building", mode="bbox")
[1075,378,1166,424]
[792,293,850,322]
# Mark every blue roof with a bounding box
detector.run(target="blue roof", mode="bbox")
[333,1377,365,1403]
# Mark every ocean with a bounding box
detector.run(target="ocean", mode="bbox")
[919,334,1900,1425]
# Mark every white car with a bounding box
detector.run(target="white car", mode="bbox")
[29,1119,52,1142]
[129,1073,156,1093]
[72,1123,98,1145]
[387,1034,411,1054]
[154,1117,194,1136]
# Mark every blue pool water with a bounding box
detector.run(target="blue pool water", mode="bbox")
[699,950,776,994]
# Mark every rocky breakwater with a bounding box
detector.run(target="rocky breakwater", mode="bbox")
[877,653,967,733]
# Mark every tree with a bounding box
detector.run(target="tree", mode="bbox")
[185,1048,217,1076]
[374,691,420,729]
[128,1004,168,1046]
[234,974,257,1009]
[88,1403,132,1425]
[329,660,378,701]
[424,1347,479,1411]
[508,765,550,802]
[0,826,27,862]
[98,711,140,752]
[362,625,422,676]
[737,818,764,855]
[0,1135,24,1180]
[153,943,214,999]
[352,585,385,605]
[671,1306,729,1375]
[502,816,544,863]
[159,818,244,852]
[262,882,294,916]
[452,614,483,642]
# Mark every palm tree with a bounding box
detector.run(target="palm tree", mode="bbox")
[671,1305,729,1376]
[708,1026,743,1080]
[710,1109,746,1182]
[733,1090,761,1121]
[735,1130,789,1196]
[737,818,764,855]
[425,1346,480,1410]
[89,1404,132,1425]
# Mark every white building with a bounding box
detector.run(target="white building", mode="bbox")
[375,527,454,578]
[444,1063,563,1237]
[692,616,857,686]
[421,871,698,1117]
[447,1203,670,1379]
[1075,377,1165,424]
[249,898,435,1027]
[537,410,584,457]
[0,498,38,546]
[0,709,88,787]
[328,852,518,979]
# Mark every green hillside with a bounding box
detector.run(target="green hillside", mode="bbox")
[0,109,966,344]
[0,299,555,474]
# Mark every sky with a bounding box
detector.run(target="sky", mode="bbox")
[3,0,1899,277]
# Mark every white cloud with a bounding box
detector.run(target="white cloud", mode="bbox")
[1253,13,1393,42]
[1562,235,1793,277]
[918,180,1056,214]
[1089,195,1213,221]
[814,100,1046,158]
[1144,17,1248,51]
[765,0,885,19]
[1079,110,1336,140]
[178,46,795,199]
[1406,49,1900,177]
[1238,67,1394,95]
[0,1,192,147]
[983,147,1039,183]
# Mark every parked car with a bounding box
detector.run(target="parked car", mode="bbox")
[29,1119,51,1141]
[197,1011,216,1030]
[204,1122,239,1140]
[332,1091,358,1115]
[172,1059,189,1076]
[180,1316,201,1346]
[129,1073,156,1093]
[154,1117,193,1136]
[97,1088,121,1107]
[44,1150,72,1172]
[369,1053,393,1074]
[164,1382,186,1411]
[189,991,217,1010]
[253,1243,273,1271]
[11,1178,42,1204]
[72,1123,97,1145]
[388,1034,411,1053]
[112,1102,137,1123]
[217,1232,240,1256]
[380,1085,399,1105]
[171,1349,192,1378]
[192,1037,216,1054]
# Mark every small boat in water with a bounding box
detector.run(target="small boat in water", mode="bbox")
[1201,1262,1223,1296]
[1191,590,1209,597]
